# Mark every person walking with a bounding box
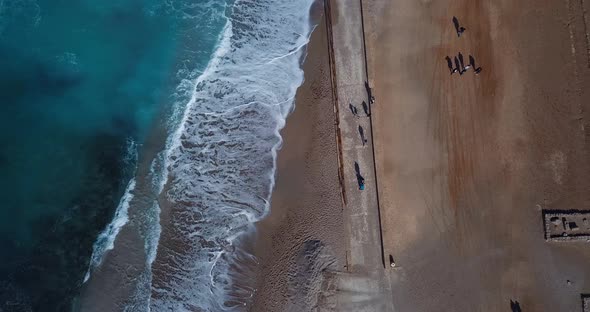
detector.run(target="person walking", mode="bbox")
[358,125,368,146]
[469,55,483,74]
[349,103,359,117]
[458,52,467,72]
[445,56,455,74]
[354,162,365,190]
[454,56,463,75]
[362,101,370,117]
[452,16,466,37]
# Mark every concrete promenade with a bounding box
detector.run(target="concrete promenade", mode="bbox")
[324,0,394,310]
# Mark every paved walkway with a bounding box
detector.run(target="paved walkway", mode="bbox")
[325,0,395,311]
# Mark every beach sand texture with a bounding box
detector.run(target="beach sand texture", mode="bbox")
[251,1,393,311]
[80,0,590,310]
[364,0,590,310]
[250,6,347,311]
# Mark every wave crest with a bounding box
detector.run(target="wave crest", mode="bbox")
[149,0,316,310]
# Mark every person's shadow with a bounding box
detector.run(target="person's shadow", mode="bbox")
[510,300,522,312]
[445,56,454,74]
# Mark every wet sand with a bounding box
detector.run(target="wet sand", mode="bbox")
[77,4,345,311]
[74,126,169,311]
[364,0,590,310]
[249,4,347,311]
[78,0,590,310]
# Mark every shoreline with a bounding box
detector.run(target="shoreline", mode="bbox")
[77,1,324,310]
[249,3,347,310]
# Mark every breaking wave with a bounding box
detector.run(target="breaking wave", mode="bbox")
[149,0,317,310]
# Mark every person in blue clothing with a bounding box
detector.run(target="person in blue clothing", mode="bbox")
[355,161,365,190]
[358,176,365,190]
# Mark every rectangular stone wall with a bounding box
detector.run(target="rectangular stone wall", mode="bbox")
[582,294,590,312]
[542,210,590,242]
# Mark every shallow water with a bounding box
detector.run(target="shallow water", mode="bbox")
[149,0,316,310]
[0,0,223,310]
[1,0,316,310]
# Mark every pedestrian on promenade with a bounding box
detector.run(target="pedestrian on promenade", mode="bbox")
[349,103,359,117]
[362,101,370,117]
[389,255,396,268]
[357,175,365,190]
[365,81,375,104]
[354,161,365,190]
[358,125,368,146]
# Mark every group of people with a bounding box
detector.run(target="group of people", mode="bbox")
[349,101,370,119]
[446,53,482,75]
[349,81,376,190]
[350,101,367,189]
[446,17,482,75]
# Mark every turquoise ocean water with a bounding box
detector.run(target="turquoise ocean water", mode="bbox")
[0,0,316,310]
[0,0,225,310]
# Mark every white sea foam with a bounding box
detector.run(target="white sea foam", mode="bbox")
[83,178,136,283]
[145,153,165,266]
[149,0,317,310]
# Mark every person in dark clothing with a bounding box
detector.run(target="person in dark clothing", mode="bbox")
[510,300,522,312]
[389,255,396,268]
[458,52,467,72]
[454,56,463,75]
[349,103,359,117]
[365,81,376,104]
[362,101,370,117]
[445,56,454,74]
[452,16,466,37]
[358,125,368,146]
[469,55,482,74]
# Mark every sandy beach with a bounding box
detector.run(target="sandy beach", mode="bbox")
[251,0,393,310]
[249,4,348,310]
[75,0,590,310]
[254,0,590,310]
[363,0,590,310]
